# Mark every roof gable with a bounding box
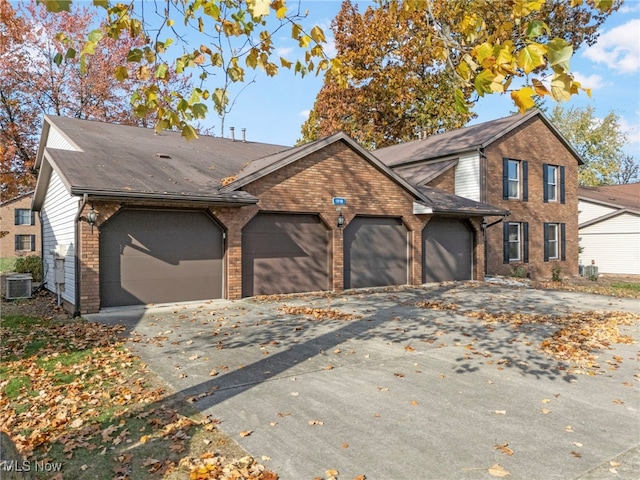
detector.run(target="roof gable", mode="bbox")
[374,109,584,167]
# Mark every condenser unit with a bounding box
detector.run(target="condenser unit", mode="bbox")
[5,274,32,300]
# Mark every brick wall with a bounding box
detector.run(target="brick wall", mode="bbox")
[484,116,579,279]
[0,194,41,259]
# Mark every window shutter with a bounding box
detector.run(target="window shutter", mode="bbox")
[560,166,565,204]
[14,235,19,250]
[522,161,528,202]
[30,235,36,251]
[561,223,566,261]
[543,163,549,203]
[31,211,35,225]
[543,222,549,262]
[502,158,509,199]
[523,222,529,263]
[14,209,19,225]
[503,222,510,264]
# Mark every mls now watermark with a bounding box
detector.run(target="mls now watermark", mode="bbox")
[1,460,64,473]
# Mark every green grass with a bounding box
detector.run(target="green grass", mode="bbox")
[611,282,640,293]
[0,257,17,273]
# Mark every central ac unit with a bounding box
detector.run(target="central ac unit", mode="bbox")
[5,274,32,300]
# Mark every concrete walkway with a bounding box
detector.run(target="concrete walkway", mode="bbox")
[87,283,640,480]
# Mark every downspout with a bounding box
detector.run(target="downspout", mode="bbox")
[73,194,88,317]
[482,215,509,277]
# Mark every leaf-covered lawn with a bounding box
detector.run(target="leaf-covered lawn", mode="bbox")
[0,315,277,479]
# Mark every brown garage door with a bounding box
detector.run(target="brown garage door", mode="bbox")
[100,209,224,307]
[344,216,408,289]
[422,218,472,283]
[242,213,330,297]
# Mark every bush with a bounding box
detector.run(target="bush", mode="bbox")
[510,263,529,278]
[551,266,562,282]
[14,255,43,282]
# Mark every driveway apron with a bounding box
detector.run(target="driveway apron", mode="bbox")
[86,283,640,480]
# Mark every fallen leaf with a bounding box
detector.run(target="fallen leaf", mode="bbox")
[342,443,349,448]
[404,345,415,352]
[565,425,574,432]
[495,410,507,415]
[410,400,419,406]
[394,372,405,378]
[571,451,582,458]
[573,442,583,447]
[239,430,252,437]
[613,399,624,405]
[542,398,551,403]
[209,370,218,377]
[610,461,620,467]
[308,420,324,426]
[488,463,511,477]
[541,408,550,414]
[494,443,514,456]
[325,469,339,477]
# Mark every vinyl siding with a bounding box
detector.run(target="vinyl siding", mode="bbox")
[578,200,617,224]
[46,126,76,150]
[454,151,480,202]
[41,169,78,305]
[579,212,640,275]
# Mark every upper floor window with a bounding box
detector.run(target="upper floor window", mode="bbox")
[15,208,34,225]
[502,158,528,201]
[543,163,565,204]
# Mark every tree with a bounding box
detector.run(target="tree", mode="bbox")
[613,155,639,185]
[0,0,188,201]
[300,0,620,147]
[548,104,635,186]
[38,0,617,145]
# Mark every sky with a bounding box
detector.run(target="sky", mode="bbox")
[207,0,640,158]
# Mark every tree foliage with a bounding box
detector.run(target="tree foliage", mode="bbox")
[300,0,619,147]
[0,0,188,201]
[548,104,636,186]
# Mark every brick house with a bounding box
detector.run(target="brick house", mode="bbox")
[31,115,505,314]
[374,109,581,279]
[0,191,41,259]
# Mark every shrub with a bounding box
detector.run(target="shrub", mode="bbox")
[551,266,562,282]
[14,255,43,282]
[510,263,529,278]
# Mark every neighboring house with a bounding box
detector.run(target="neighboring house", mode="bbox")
[32,115,506,314]
[0,191,41,259]
[578,183,640,275]
[374,109,581,279]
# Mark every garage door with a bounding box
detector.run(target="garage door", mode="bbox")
[344,216,408,289]
[100,209,224,307]
[242,213,330,297]
[422,218,472,283]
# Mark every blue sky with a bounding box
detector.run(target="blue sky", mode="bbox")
[210,0,640,158]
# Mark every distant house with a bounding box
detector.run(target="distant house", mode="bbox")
[578,183,640,275]
[374,109,582,280]
[31,115,505,314]
[0,191,40,259]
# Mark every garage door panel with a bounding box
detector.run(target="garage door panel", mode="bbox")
[100,210,224,307]
[423,218,472,283]
[242,213,330,297]
[344,217,408,289]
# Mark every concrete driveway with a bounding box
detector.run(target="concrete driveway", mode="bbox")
[87,283,640,480]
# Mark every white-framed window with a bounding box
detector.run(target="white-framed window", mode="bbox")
[545,223,559,260]
[15,234,35,251]
[15,208,34,225]
[545,165,558,202]
[507,160,520,199]
[508,223,521,262]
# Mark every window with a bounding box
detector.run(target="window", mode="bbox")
[15,208,34,225]
[15,234,35,251]
[503,222,529,263]
[544,223,566,261]
[543,164,565,203]
[502,158,528,201]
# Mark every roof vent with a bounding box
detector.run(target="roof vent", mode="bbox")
[242,128,246,142]
[230,127,235,142]
[155,153,172,159]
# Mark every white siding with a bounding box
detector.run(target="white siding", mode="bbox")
[46,127,76,151]
[579,212,640,275]
[578,200,617,224]
[41,169,78,305]
[454,151,480,201]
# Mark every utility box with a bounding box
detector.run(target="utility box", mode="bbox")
[583,265,598,279]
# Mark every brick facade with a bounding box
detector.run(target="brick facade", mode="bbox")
[483,116,579,279]
[0,193,41,260]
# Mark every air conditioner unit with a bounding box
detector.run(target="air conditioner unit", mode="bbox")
[5,274,32,300]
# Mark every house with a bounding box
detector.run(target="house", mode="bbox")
[0,191,41,259]
[374,109,581,280]
[578,182,640,275]
[31,115,506,314]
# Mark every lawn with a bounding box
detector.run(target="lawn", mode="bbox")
[0,314,276,480]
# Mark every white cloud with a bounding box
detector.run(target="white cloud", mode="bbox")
[299,109,310,118]
[276,46,294,57]
[582,19,640,74]
[572,71,606,90]
[619,115,640,147]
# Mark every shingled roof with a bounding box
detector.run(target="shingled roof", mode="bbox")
[578,183,640,212]
[373,109,583,167]
[34,116,288,206]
